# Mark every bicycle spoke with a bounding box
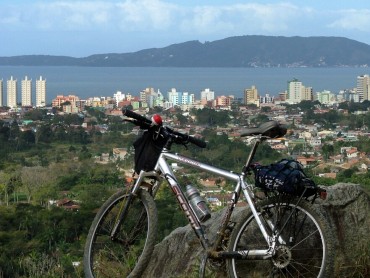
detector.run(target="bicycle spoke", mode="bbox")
[227,197,333,278]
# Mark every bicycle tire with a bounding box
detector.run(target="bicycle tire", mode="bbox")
[84,188,157,278]
[227,196,334,278]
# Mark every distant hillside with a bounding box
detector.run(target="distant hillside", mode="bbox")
[1,35,370,67]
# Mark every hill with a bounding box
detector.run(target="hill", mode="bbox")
[1,35,370,67]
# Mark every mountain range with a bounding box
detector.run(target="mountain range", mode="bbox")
[1,35,370,67]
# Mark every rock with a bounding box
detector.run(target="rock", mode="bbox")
[317,183,370,277]
[142,183,370,277]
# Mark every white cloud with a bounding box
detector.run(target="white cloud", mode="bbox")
[180,2,314,36]
[328,9,370,32]
[116,0,178,30]
[1,0,370,55]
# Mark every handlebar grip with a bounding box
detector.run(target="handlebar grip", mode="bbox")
[122,109,152,125]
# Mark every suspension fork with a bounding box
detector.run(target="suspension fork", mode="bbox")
[110,170,160,239]
[110,191,133,240]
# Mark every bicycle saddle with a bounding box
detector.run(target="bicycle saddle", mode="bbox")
[241,121,287,138]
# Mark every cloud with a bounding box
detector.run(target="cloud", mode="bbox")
[1,0,370,55]
[328,9,370,32]
[0,1,310,34]
[116,0,179,30]
[180,2,311,36]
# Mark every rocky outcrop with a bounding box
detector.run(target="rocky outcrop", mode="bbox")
[317,183,370,277]
[142,183,370,277]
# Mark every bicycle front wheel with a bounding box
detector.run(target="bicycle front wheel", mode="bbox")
[84,188,157,278]
[227,196,334,278]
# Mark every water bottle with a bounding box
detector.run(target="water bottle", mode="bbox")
[185,185,211,222]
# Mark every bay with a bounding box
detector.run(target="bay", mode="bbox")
[0,66,369,104]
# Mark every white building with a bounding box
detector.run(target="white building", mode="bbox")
[168,88,180,106]
[316,90,336,105]
[22,76,32,106]
[113,91,125,106]
[200,88,215,104]
[287,79,313,104]
[36,76,46,107]
[7,76,17,108]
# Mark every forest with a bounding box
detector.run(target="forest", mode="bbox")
[0,103,370,277]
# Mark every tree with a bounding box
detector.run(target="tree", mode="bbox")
[0,171,11,205]
[175,113,188,126]
[322,144,334,161]
[24,109,45,121]
[20,166,55,204]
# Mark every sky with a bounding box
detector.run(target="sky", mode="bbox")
[1,0,370,57]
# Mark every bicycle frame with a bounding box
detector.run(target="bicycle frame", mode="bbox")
[129,137,276,260]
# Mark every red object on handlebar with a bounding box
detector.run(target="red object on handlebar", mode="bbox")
[151,114,163,126]
[122,108,206,148]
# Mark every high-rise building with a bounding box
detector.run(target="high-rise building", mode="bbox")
[356,74,370,102]
[22,76,32,106]
[168,88,180,106]
[0,79,3,107]
[36,76,46,107]
[302,87,313,101]
[244,85,259,106]
[139,87,157,107]
[7,76,17,108]
[287,78,305,104]
[200,88,215,105]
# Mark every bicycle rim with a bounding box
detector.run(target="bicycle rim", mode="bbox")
[228,198,331,278]
[84,189,157,278]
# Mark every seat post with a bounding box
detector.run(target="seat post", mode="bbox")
[242,137,261,174]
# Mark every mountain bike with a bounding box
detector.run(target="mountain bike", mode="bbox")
[84,109,334,278]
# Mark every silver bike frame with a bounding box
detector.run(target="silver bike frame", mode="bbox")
[147,148,273,255]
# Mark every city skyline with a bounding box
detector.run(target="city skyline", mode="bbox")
[1,1,370,57]
[0,70,369,107]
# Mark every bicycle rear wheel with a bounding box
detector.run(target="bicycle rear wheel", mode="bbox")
[227,196,334,278]
[84,188,157,278]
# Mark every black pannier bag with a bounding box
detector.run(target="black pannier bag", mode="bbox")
[133,127,168,174]
[253,159,318,197]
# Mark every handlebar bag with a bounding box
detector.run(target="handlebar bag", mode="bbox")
[133,127,167,174]
[253,159,317,197]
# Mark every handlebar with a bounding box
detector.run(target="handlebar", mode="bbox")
[122,109,207,148]
[165,127,207,148]
[122,109,152,127]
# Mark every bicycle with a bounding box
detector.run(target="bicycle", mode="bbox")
[84,109,334,278]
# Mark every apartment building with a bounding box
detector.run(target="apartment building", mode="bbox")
[200,88,215,105]
[357,74,370,102]
[52,94,80,108]
[244,85,259,107]
[287,78,304,104]
[36,76,46,107]
[167,88,195,107]
[7,76,17,108]
[21,76,32,106]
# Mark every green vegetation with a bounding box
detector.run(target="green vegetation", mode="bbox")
[0,104,369,276]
